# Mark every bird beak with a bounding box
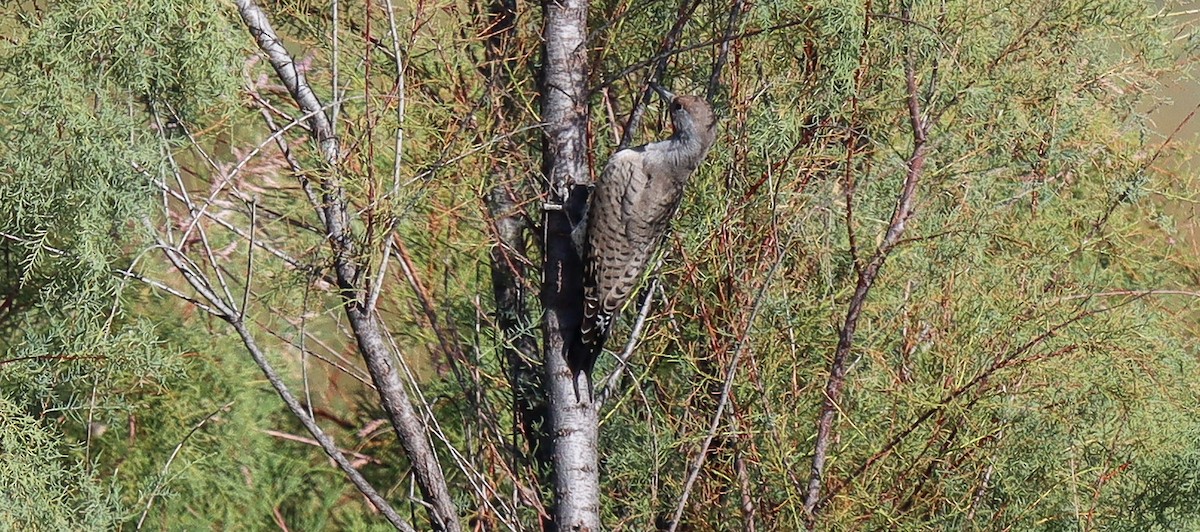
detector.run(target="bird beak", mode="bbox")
[649,82,676,103]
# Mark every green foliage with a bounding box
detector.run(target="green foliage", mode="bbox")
[0,396,121,531]
[92,309,395,531]
[0,0,335,529]
[1,0,1198,529]
[0,0,243,348]
[586,0,1200,530]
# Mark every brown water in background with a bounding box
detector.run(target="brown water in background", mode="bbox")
[1141,4,1197,254]
[1150,2,1200,141]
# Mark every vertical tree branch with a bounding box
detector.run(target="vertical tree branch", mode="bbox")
[801,38,929,524]
[735,449,758,532]
[480,0,551,486]
[540,0,598,527]
[706,0,745,100]
[233,1,461,530]
[489,187,549,460]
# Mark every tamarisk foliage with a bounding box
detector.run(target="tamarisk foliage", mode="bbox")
[2,0,1200,530]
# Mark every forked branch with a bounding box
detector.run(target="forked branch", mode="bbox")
[801,42,930,524]
[233,1,461,529]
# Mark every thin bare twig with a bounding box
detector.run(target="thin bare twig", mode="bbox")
[1092,100,1200,234]
[596,278,659,408]
[142,225,413,529]
[136,402,235,530]
[707,0,745,100]
[1057,289,1200,301]
[813,296,1145,511]
[616,0,701,151]
[251,102,327,227]
[667,255,784,532]
[260,429,381,466]
[229,319,416,532]
[234,1,461,528]
[238,200,256,321]
[382,0,407,197]
[381,327,525,531]
[137,164,329,284]
[114,269,225,318]
[594,18,809,95]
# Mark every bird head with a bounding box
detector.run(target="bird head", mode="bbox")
[650,83,717,149]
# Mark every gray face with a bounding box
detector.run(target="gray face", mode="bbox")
[670,95,717,145]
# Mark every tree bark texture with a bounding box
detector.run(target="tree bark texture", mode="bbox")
[540,0,600,528]
[482,0,551,476]
[234,1,462,530]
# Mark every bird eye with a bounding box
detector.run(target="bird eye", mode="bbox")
[671,101,682,111]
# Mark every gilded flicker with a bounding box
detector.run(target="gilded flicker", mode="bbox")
[571,84,718,375]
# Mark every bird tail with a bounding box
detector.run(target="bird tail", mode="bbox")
[568,296,611,382]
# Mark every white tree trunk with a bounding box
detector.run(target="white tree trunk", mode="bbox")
[539,0,600,528]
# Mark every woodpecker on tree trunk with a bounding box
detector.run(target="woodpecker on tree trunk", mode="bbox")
[570,83,718,380]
